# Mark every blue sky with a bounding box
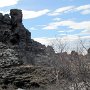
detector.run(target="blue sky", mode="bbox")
[0,0,90,51]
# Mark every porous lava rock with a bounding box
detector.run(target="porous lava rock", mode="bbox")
[0,9,56,89]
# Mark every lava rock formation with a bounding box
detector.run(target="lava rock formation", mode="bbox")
[0,9,56,89]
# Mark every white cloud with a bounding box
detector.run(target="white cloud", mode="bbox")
[0,9,50,19]
[55,6,74,12]
[81,9,90,15]
[53,18,61,21]
[58,31,66,33]
[29,27,37,30]
[76,4,90,15]
[0,11,9,15]
[58,29,75,33]
[22,9,50,19]
[76,4,90,11]
[0,0,20,7]
[33,37,51,45]
[59,33,67,36]
[34,35,90,44]
[33,35,90,54]
[48,4,90,16]
[33,36,79,46]
[43,20,90,32]
[33,36,90,51]
[62,35,79,41]
[48,6,74,16]
[81,36,90,39]
[82,29,90,34]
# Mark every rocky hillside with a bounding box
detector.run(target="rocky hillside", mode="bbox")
[0,9,90,90]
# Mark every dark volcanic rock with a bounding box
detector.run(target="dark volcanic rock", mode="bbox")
[0,65,56,89]
[3,14,11,25]
[0,42,23,68]
[88,48,90,54]
[0,9,46,65]
[10,9,22,26]
[0,9,56,89]
[0,13,3,23]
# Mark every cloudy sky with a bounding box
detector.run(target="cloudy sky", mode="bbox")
[0,0,90,48]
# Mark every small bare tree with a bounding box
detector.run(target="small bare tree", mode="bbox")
[50,37,68,53]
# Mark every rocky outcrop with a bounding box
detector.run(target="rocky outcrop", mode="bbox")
[0,9,47,64]
[88,48,90,54]
[0,9,57,90]
[0,66,56,89]
[0,42,23,68]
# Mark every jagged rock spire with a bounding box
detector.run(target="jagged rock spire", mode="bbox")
[10,9,22,26]
[88,48,90,54]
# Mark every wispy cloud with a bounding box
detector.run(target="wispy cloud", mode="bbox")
[0,9,50,19]
[48,4,90,16]
[76,4,90,15]
[0,11,9,15]
[22,9,50,19]
[48,6,74,16]
[33,36,79,46]
[53,18,62,21]
[29,27,37,31]
[33,35,90,49]
[58,31,66,33]
[0,0,20,7]
[43,20,90,33]
[82,29,90,34]
[33,37,51,45]
[76,4,90,11]
[81,10,90,15]
[58,29,75,33]
[33,35,90,50]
